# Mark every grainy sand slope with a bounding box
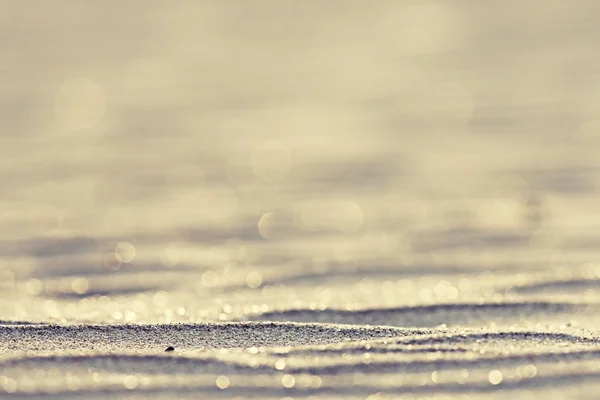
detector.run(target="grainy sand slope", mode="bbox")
[1,321,600,399]
[3,1,600,399]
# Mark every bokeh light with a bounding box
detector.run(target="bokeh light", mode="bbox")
[115,242,136,264]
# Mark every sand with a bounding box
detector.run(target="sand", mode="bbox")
[3,1,600,399]
[1,320,600,399]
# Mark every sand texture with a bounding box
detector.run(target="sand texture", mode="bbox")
[3,1,600,399]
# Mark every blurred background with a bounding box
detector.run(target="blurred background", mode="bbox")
[1,0,600,326]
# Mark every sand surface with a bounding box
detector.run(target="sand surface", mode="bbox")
[2,321,600,399]
[3,1,600,399]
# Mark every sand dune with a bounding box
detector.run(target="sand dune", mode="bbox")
[1,322,600,399]
[3,1,600,398]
